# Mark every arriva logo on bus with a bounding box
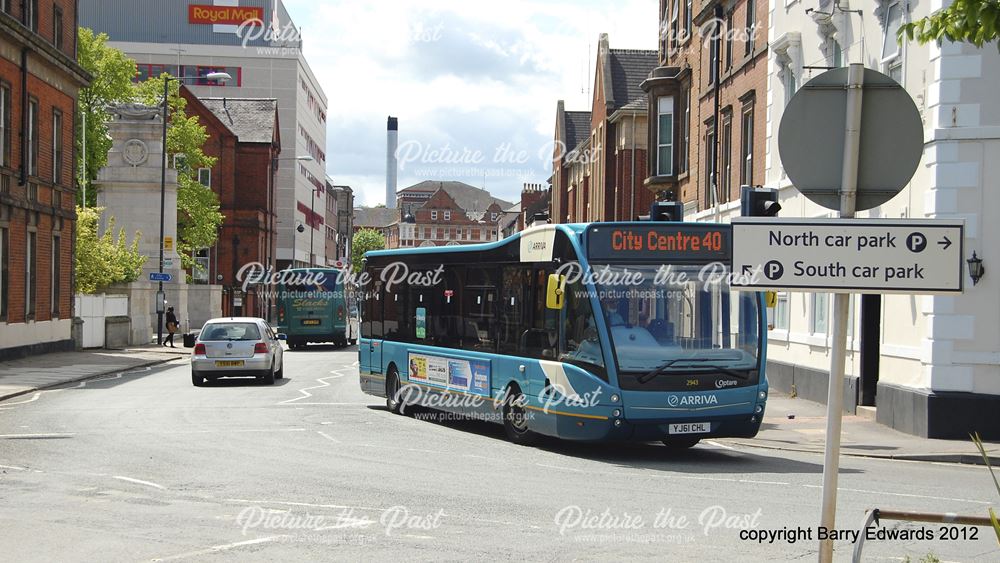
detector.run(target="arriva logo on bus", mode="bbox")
[668,394,719,407]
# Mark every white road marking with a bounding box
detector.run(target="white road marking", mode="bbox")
[225,498,385,512]
[151,535,286,561]
[279,364,354,405]
[317,431,341,443]
[0,392,41,406]
[403,534,435,540]
[113,476,166,490]
[802,484,990,505]
[536,463,583,473]
[0,464,28,470]
[705,440,734,450]
[0,432,75,438]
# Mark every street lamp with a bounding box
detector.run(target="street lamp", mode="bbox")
[157,71,231,345]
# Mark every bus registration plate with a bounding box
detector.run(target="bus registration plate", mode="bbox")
[669,422,710,435]
[301,319,321,326]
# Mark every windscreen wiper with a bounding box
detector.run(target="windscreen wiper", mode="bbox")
[637,358,749,384]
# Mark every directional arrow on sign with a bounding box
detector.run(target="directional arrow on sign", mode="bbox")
[742,265,754,276]
[938,236,952,250]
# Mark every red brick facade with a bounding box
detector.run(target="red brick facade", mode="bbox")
[0,3,89,356]
[180,89,279,319]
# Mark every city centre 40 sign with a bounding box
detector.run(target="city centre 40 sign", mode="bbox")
[731,218,965,294]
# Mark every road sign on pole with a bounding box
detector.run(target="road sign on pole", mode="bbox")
[149,272,173,282]
[732,218,964,294]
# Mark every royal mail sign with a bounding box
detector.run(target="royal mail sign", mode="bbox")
[188,4,263,25]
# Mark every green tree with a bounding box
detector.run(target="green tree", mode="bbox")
[352,228,386,273]
[900,0,1000,49]
[74,206,146,294]
[133,76,224,273]
[76,28,138,207]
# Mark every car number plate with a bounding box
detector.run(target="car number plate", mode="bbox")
[301,319,321,326]
[669,422,710,435]
[215,360,245,367]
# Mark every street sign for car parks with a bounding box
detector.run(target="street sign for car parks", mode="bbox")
[149,272,172,282]
[731,218,964,294]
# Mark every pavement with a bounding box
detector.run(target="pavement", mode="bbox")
[725,391,1000,466]
[0,345,188,402]
[1,346,997,466]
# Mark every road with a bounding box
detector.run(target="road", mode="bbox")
[0,345,997,562]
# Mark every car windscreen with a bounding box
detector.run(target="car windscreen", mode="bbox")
[200,323,262,341]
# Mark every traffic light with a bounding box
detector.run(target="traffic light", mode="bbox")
[649,201,684,222]
[741,185,781,217]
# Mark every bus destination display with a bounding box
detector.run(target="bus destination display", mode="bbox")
[587,224,732,262]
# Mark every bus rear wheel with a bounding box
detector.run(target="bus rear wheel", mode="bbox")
[661,438,701,449]
[502,386,538,445]
[386,368,404,414]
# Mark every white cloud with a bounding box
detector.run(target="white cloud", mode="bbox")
[282,0,658,207]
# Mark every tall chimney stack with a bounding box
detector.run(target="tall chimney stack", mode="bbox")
[386,116,398,209]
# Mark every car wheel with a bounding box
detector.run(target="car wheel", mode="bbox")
[262,365,276,385]
[275,359,284,379]
[386,367,404,414]
[661,438,701,449]
[192,372,204,387]
[502,385,538,445]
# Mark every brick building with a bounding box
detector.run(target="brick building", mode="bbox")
[0,1,90,358]
[641,0,768,214]
[179,88,280,319]
[324,182,353,267]
[550,34,657,224]
[396,181,510,248]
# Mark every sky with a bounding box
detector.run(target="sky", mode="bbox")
[281,0,659,208]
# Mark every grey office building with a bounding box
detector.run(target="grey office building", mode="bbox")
[81,0,329,268]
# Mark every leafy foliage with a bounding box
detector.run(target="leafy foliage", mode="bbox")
[74,206,146,294]
[900,0,1000,49]
[133,76,224,271]
[352,229,386,273]
[971,433,1000,546]
[76,28,138,207]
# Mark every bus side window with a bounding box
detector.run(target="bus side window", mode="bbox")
[371,281,384,339]
[499,266,526,356]
[560,279,607,380]
[464,267,496,352]
[521,268,558,360]
[383,280,400,339]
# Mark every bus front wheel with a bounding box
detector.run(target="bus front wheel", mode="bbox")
[386,368,404,415]
[502,385,538,446]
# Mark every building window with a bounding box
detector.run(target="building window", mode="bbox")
[745,0,756,55]
[51,234,60,315]
[28,98,38,177]
[725,11,734,70]
[783,68,797,107]
[52,110,62,184]
[685,0,693,37]
[1,0,8,13]
[669,0,679,51]
[444,211,451,221]
[681,85,690,173]
[656,96,674,176]
[0,82,9,167]
[0,225,7,320]
[811,293,829,334]
[26,231,36,318]
[705,123,716,208]
[882,1,904,83]
[28,0,39,32]
[52,4,64,50]
[740,103,754,186]
[709,28,719,84]
[720,114,732,202]
[491,212,498,221]
[431,210,438,220]
[197,167,211,187]
[774,292,789,331]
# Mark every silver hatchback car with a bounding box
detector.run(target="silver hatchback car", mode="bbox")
[190,317,286,386]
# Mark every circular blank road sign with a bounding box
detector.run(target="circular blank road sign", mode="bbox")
[778,67,924,212]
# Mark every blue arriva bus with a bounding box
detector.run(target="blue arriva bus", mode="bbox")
[277,268,354,349]
[358,221,767,447]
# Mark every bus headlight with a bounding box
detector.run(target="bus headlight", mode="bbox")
[613,409,621,418]
[758,390,767,401]
[755,405,764,414]
[613,419,623,427]
[611,394,620,403]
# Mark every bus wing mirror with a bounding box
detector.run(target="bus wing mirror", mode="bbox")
[546,274,566,310]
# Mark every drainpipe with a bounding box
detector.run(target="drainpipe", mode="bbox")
[712,4,723,222]
[630,111,636,219]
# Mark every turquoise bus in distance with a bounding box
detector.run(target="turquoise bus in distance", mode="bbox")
[358,220,768,448]
[276,268,354,349]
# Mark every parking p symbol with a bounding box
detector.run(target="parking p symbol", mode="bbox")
[906,233,927,253]
[764,260,784,280]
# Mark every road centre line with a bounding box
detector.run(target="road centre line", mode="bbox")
[801,484,990,505]
[113,475,166,490]
[151,536,287,562]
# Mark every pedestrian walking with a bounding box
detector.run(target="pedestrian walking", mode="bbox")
[164,307,178,348]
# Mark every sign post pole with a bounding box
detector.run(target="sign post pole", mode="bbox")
[819,62,864,563]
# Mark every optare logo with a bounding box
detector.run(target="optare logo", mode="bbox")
[715,379,739,389]
[667,395,680,407]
